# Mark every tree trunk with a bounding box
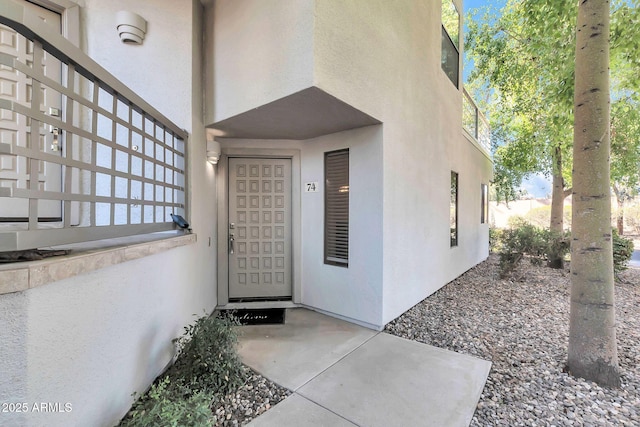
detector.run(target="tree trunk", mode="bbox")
[549,145,565,268]
[568,0,620,387]
[612,184,624,235]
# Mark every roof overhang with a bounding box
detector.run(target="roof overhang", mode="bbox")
[209,87,381,140]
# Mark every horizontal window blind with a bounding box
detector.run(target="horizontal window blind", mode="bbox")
[324,149,349,266]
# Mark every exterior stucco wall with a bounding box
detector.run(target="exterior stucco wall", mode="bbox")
[206,0,315,125]
[216,126,383,328]
[0,1,216,426]
[207,0,489,329]
[300,126,384,328]
[0,292,28,427]
[312,0,491,324]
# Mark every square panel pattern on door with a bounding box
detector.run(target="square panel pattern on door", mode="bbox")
[229,158,292,299]
[0,3,62,219]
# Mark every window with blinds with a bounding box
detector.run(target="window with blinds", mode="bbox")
[324,149,349,267]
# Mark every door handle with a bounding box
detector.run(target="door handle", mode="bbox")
[49,126,61,153]
[229,233,235,254]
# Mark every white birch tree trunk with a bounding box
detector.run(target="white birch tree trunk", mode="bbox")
[568,0,620,387]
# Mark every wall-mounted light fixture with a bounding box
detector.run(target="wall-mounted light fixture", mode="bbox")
[207,129,222,165]
[116,11,147,44]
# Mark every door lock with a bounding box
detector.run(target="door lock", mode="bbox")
[50,127,61,152]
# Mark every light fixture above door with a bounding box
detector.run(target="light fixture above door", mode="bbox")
[206,133,221,164]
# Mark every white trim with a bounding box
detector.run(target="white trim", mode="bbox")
[25,0,80,47]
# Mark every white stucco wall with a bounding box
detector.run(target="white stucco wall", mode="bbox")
[216,126,384,328]
[300,126,384,328]
[207,0,315,124]
[312,0,492,324]
[0,1,217,426]
[207,0,491,329]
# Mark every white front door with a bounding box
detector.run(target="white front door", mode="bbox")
[228,158,292,299]
[0,1,62,221]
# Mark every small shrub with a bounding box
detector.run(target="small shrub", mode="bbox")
[612,228,634,276]
[506,215,528,229]
[121,377,214,427]
[119,312,246,426]
[496,220,570,277]
[170,313,245,395]
[489,227,503,253]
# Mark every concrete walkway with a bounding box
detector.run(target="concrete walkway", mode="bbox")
[238,308,491,427]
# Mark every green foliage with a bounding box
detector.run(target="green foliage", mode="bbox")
[119,313,245,426]
[612,228,634,276]
[506,214,526,229]
[121,377,214,427]
[465,0,577,203]
[494,219,570,277]
[489,227,502,253]
[466,0,640,206]
[610,99,640,205]
[170,313,245,395]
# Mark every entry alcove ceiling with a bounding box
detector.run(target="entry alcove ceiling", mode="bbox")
[209,87,381,140]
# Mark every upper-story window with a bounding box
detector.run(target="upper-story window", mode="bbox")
[441,0,460,88]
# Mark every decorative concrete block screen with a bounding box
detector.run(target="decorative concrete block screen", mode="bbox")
[0,5,187,251]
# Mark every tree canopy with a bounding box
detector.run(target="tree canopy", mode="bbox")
[466,0,640,207]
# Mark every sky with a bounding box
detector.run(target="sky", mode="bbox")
[465,0,490,10]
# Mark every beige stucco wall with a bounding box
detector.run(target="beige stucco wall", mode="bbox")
[0,1,217,426]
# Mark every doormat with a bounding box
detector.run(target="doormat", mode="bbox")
[231,308,286,325]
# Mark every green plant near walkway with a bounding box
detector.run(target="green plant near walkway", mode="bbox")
[612,228,634,276]
[169,313,245,395]
[494,220,570,277]
[122,377,213,427]
[119,313,245,426]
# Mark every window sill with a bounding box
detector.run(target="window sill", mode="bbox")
[0,231,197,295]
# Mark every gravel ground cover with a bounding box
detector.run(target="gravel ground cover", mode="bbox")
[385,255,640,426]
[212,366,291,426]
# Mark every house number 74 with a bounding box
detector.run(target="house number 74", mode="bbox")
[305,182,318,192]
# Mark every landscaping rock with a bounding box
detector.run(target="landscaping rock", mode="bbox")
[212,367,290,426]
[385,255,640,426]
